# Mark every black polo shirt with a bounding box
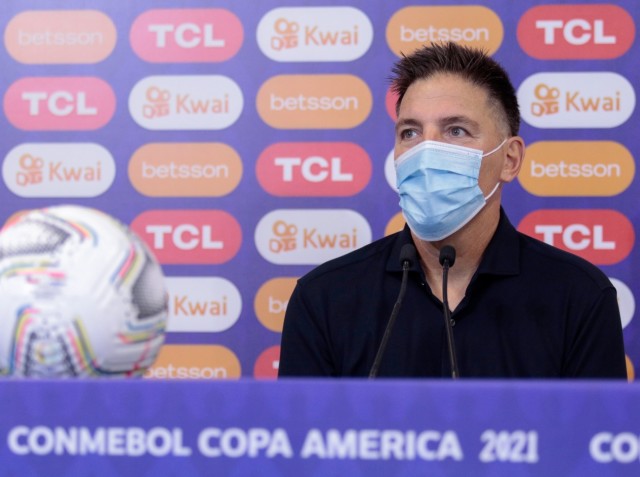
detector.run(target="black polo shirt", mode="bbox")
[279,209,627,378]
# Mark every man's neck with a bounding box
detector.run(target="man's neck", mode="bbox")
[414,203,501,310]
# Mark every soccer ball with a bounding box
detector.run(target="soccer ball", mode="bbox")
[0,205,168,377]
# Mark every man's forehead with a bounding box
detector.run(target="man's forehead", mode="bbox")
[399,76,497,121]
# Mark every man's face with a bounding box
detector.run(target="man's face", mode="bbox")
[394,73,507,195]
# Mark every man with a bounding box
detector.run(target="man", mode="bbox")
[278,42,627,379]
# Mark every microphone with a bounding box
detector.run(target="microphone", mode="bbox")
[439,245,460,379]
[369,243,416,378]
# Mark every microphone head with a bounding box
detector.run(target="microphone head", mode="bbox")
[399,243,417,267]
[439,245,456,268]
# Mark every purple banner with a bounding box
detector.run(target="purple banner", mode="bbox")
[0,379,638,476]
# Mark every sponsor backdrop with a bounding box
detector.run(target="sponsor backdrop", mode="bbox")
[0,0,638,380]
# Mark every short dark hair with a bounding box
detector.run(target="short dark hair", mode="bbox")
[391,42,520,136]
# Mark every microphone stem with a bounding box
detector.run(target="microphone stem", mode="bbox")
[369,260,410,378]
[442,263,459,379]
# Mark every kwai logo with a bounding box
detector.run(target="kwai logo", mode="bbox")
[384,148,398,190]
[130,8,243,63]
[3,143,115,198]
[519,141,634,197]
[609,278,635,330]
[256,142,371,196]
[517,209,634,265]
[165,277,242,333]
[518,72,635,128]
[257,74,371,129]
[5,10,117,64]
[130,210,242,264]
[387,6,503,57]
[4,77,115,130]
[517,4,634,59]
[255,209,371,265]
[129,75,243,130]
[257,7,372,61]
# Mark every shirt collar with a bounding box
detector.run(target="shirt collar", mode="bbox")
[476,207,520,276]
[386,208,520,276]
[386,225,422,274]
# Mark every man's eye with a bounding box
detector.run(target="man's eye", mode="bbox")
[400,129,417,140]
[450,127,466,137]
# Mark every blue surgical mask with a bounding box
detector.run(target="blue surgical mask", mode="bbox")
[395,139,506,241]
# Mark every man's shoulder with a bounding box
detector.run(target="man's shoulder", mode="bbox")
[517,230,613,290]
[298,232,400,287]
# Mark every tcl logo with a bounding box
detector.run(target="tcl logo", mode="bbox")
[130,9,243,63]
[253,346,281,380]
[130,210,242,264]
[517,4,634,59]
[517,209,634,265]
[256,142,371,196]
[4,77,115,130]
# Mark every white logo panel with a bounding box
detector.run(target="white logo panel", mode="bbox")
[257,7,373,62]
[3,143,115,197]
[128,75,243,130]
[518,72,635,128]
[255,209,372,264]
[166,276,242,332]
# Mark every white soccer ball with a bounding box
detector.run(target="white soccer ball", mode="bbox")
[0,205,168,377]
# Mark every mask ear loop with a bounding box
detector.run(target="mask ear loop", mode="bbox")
[484,181,501,201]
[482,138,508,158]
[481,138,508,201]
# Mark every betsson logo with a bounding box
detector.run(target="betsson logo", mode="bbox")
[517,209,635,265]
[517,4,634,59]
[254,277,298,332]
[129,143,242,197]
[5,10,116,64]
[4,77,115,131]
[128,75,243,130]
[385,212,405,237]
[255,209,371,265]
[145,345,241,380]
[518,72,635,129]
[518,141,634,197]
[257,7,372,62]
[130,210,242,265]
[165,277,242,333]
[387,6,503,57]
[256,142,371,197]
[256,74,371,129]
[130,9,243,63]
[3,143,115,198]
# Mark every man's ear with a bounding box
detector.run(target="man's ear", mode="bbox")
[500,136,525,183]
